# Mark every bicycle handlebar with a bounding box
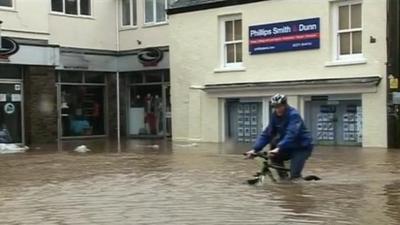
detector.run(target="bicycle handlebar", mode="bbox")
[243,152,290,172]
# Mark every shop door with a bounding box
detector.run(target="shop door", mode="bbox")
[227,101,263,143]
[0,82,23,143]
[307,100,362,146]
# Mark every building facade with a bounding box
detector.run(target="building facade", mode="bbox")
[168,0,387,147]
[0,0,173,146]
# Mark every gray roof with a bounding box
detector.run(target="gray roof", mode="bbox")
[169,0,225,9]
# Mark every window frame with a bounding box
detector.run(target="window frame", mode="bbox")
[220,14,243,69]
[121,0,138,28]
[0,0,15,10]
[143,0,169,26]
[51,0,93,18]
[332,0,363,61]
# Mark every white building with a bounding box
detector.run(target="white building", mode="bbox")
[168,0,387,148]
[0,0,174,145]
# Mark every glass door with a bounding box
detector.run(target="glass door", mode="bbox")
[0,82,23,143]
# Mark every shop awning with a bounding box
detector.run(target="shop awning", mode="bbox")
[201,76,382,97]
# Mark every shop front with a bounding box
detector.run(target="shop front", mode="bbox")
[200,76,381,147]
[305,96,362,146]
[0,65,23,144]
[0,37,59,145]
[125,70,171,138]
[225,98,265,143]
[57,71,108,138]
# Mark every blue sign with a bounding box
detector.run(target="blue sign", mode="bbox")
[249,18,320,55]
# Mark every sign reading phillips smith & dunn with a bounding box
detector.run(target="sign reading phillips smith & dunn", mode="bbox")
[249,18,320,55]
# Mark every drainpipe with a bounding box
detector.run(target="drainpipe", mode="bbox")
[0,20,2,48]
[115,0,121,153]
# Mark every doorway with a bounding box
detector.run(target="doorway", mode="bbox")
[0,81,23,144]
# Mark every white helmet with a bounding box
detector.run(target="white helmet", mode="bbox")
[271,94,287,106]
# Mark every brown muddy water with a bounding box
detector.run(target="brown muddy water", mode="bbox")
[0,141,399,225]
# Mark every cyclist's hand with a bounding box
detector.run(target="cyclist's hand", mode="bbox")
[245,150,256,159]
[268,148,280,157]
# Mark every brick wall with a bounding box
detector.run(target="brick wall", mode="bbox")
[24,66,58,145]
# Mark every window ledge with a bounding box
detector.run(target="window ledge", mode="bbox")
[49,12,94,20]
[119,26,139,31]
[0,7,16,12]
[214,67,247,73]
[325,58,367,67]
[142,22,169,28]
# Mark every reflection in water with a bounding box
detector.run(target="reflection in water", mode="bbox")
[0,142,399,225]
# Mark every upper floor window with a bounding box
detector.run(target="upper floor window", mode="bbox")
[220,15,243,68]
[335,1,362,60]
[121,0,137,27]
[51,0,92,16]
[0,0,13,8]
[144,0,169,24]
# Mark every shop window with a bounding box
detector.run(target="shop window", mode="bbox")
[220,15,243,68]
[85,72,105,83]
[51,0,91,16]
[333,1,362,60]
[0,65,21,79]
[163,72,170,82]
[59,71,106,137]
[145,72,162,83]
[144,0,174,25]
[130,85,164,136]
[130,73,143,84]
[121,0,137,27]
[60,71,84,83]
[0,0,13,8]
[61,86,105,137]
[227,101,263,143]
[0,83,23,144]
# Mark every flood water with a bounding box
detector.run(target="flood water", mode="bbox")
[0,141,399,225]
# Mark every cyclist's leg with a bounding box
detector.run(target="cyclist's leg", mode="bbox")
[290,150,312,179]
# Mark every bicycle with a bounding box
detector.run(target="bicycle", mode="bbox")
[243,152,320,185]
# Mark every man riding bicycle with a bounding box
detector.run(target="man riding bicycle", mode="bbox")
[245,94,314,180]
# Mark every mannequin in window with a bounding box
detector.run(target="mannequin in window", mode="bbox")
[153,94,162,134]
[70,108,91,136]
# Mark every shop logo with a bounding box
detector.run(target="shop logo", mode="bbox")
[0,37,19,59]
[4,103,15,114]
[138,48,163,67]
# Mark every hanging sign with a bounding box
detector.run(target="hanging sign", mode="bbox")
[4,103,15,114]
[0,37,20,59]
[138,48,164,67]
[249,18,320,55]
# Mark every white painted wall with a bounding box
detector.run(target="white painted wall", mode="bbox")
[48,0,117,50]
[1,0,170,51]
[118,0,170,50]
[169,0,388,147]
[0,0,50,40]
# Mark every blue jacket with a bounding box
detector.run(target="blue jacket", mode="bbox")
[253,106,313,152]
